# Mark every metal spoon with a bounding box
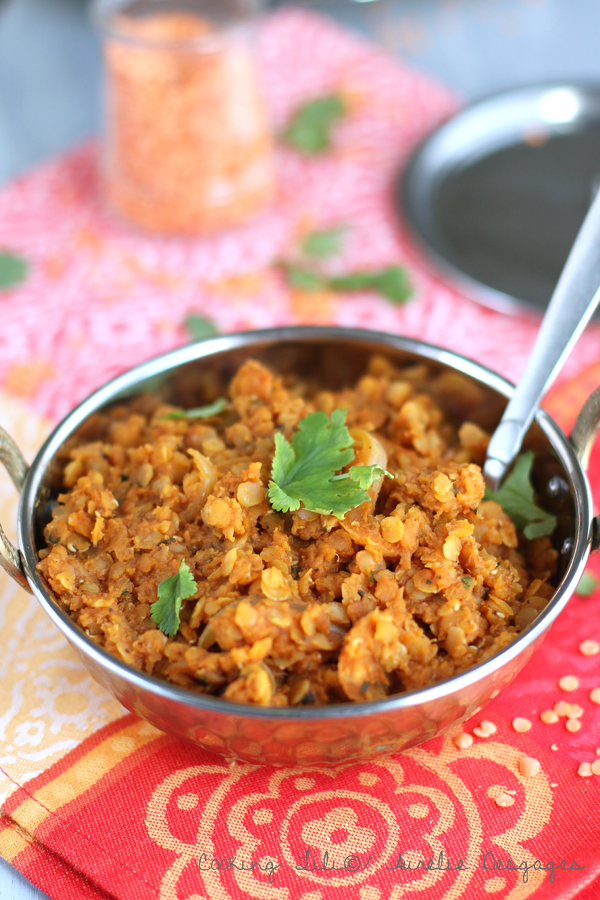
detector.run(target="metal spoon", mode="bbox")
[483,186,600,491]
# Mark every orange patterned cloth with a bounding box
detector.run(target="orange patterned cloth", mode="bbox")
[0,9,600,899]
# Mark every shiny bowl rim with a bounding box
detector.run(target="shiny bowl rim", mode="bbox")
[19,325,593,721]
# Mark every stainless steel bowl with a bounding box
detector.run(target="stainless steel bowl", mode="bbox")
[2,326,599,767]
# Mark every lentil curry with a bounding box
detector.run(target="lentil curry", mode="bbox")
[37,356,558,706]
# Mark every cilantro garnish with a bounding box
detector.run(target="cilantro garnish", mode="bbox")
[164,398,227,420]
[151,560,197,637]
[268,409,391,518]
[278,222,412,306]
[575,570,599,597]
[483,451,557,540]
[184,314,218,342]
[0,251,28,290]
[329,267,413,305]
[283,95,346,154]
[287,267,325,292]
[281,261,412,306]
[339,465,390,491]
[301,225,346,258]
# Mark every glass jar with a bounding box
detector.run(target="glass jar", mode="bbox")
[94,0,275,235]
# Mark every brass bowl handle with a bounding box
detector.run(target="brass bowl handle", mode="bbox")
[0,426,31,592]
[571,387,600,554]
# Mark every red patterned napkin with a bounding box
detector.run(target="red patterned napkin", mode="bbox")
[1,9,600,900]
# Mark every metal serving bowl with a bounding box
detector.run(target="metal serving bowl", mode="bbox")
[1,326,599,767]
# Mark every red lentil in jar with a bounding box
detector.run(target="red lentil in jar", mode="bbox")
[94,0,274,234]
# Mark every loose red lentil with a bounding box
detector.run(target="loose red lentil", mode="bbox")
[453,733,474,749]
[519,756,540,777]
[36,357,559,707]
[558,675,579,692]
[578,762,593,777]
[540,709,559,724]
[567,704,584,719]
[551,743,558,751]
[590,688,600,704]
[554,700,572,717]
[512,717,532,733]
[566,719,581,733]
[579,639,600,656]
[592,759,600,775]
[495,792,515,807]
[473,720,497,738]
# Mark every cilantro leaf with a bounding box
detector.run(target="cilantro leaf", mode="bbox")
[286,266,326,292]
[185,314,218,342]
[332,465,392,491]
[280,259,413,306]
[164,398,227,420]
[268,409,390,518]
[575,570,599,597]
[302,226,346,258]
[347,464,391,490]
[483,451,557,540]
[151,560,197,638]
[0,251,28,290]
[371,267,413,305]
[283,95,346,154]
[329,266,412,305]
[327,272,373,291]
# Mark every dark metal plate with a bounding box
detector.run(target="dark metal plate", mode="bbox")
[400,83,600,316]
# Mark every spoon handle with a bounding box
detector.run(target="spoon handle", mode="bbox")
[483,187,600,491]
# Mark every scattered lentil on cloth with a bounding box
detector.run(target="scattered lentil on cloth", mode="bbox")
[519,756,541,777]
[558,674,579,692]
[512,717,533,733]
[473,720,497,738]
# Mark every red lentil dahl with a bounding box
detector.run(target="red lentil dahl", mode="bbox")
[37,356,558,707]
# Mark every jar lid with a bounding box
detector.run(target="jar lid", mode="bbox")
[400,83,600,317]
